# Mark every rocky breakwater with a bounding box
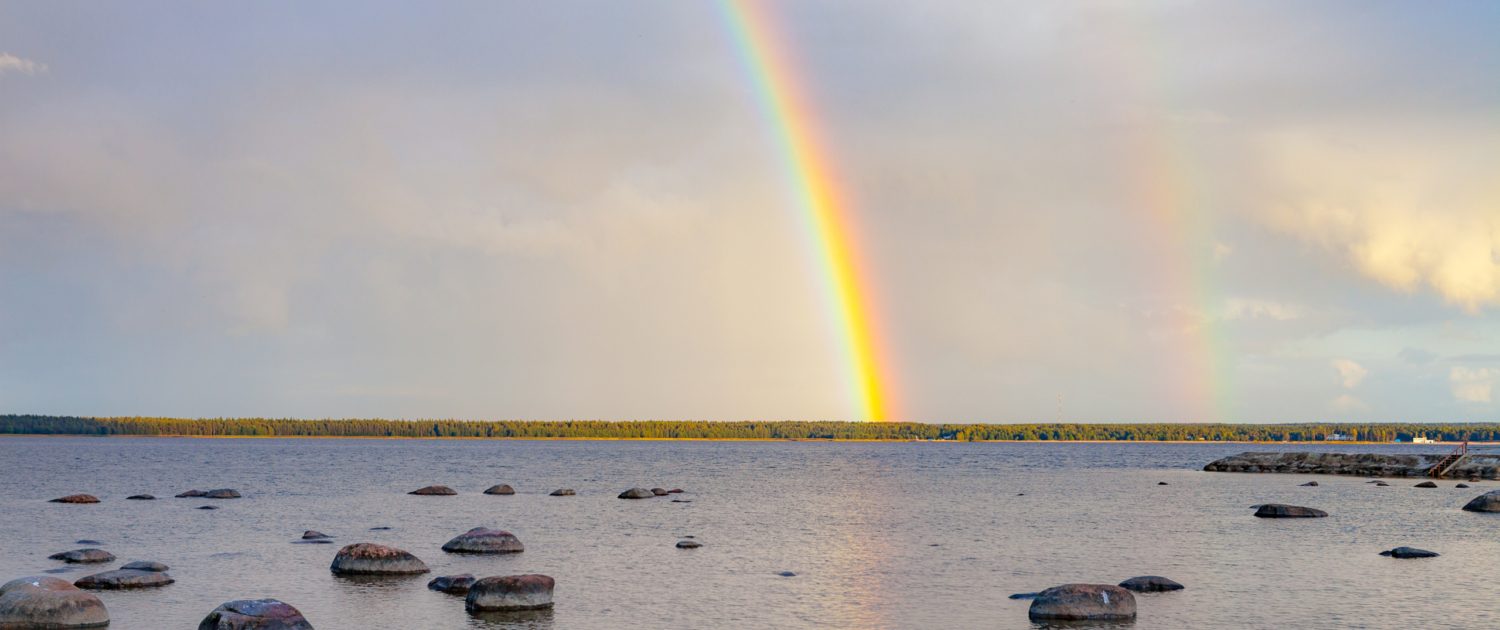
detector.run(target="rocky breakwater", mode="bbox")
[1206,452,1442,478]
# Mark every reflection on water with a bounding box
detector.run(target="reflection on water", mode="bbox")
[0,438,1494,629]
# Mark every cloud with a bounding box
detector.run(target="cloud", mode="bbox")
[1331,358,1368,389]
[1451,367,1495,404]
[0,53,46,76]
[1259,129,1500,313]
[1223,298,1302,321]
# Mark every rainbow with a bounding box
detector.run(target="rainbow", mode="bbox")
[718,0,894,422]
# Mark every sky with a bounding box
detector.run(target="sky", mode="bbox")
[1,1,1497,423]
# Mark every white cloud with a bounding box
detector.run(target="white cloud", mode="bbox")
[1331,358,1368,389]
[0,53,46,76]
[1451,367,1495,403]
[1223,298,1302,321]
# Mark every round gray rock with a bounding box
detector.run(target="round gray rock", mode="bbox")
[1462,490,1500,512]
[1028,584,1136,621]
[1380,546,1439,558]
[483,485,515,495]
[1118,575,1184,592]
[0,576,109,628]
[618,487,654,499]
[120,561,169,572]
[408,485,456,496]
[330,543,429,575]
[441,528,523,554]
[465,574,555,612]
[198,598,312,630]
[48,549,115,564]
[1253,504,1328,518]
[74,569,174,590]
[428,574,476,595]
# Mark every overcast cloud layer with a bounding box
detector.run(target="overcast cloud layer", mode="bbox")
[1,1,1497,422]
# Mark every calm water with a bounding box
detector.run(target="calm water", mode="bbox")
[2,438,1496,629]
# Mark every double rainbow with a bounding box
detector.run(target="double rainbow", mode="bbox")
[719,0,894,422]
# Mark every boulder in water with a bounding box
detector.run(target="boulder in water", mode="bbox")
[1118,576,1184,592]
[1379,546,1439,558]
[119,561,168,573]
[1157,482,1168,486]
[1028,584,1136,621]
[483,485,515,496]
[48,550,114,564]
[1009,592,1039,600]
[330,543,429,575]
[1457,483,1471,488]
[408,485,456,496]
[651,488,669,496]
[667,489,684,494]
[176,490,207,498]
[204,489,241,499]
[126,494,155,500]
[74,569,174,590]
[1253,504,1327,518]
[549,489,575,496]
[198,598,312,630]
[0,576,109,628]
[618,487,654,499]
[676,539,702,549]
[198,505,219,510]
[74,540,101,546]
[1374,481,1390,487]
[428,574,476,595]
[465,574,555,612]
[441,528,524,554]
[49,495,100,504]
[302,531,331,540]
[1414,481,1438,488]
[1300,481,1319,487]
[1462,490,1500,512]
[777,571,796,577]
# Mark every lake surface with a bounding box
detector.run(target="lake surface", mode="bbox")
[2,437,1496,629]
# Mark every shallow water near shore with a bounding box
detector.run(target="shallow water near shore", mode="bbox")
[3,437,1498,629]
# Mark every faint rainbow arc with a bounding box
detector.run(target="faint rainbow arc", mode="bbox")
[718,0,895,422]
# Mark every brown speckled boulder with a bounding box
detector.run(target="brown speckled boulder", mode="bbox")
[198,598,312,629]
[549,489,575,496]
[465,574,555,612]
[49,494,100,504]
[441,528,523,554]
[74,569,174,589]
[1253,504,1327,518]
[330,543,428,575]
[1118,576,1184,592]
[408,485,456,496]
[427,574,476,595]
[1028,584,1136,621]
[0,576,109,628]
[618,487,654,499]
[204,489,242,499]
[48,549,115,564]
[483,485,515,495]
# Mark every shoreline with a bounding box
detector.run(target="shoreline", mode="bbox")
[0,433,1485,445]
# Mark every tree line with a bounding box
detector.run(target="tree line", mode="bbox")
[2,415,1498,442]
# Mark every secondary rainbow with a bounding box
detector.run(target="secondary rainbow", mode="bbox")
[718,0,894,422]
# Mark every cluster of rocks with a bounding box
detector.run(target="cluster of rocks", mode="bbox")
[333,538,554,615]
[1016,576,1183,622]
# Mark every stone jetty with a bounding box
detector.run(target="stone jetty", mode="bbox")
[1204,451,1500,479]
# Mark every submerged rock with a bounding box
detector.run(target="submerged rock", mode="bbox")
[48,550,114,564]
[465,574,555,612]
[302,531,331,540]
[1157,482,1168,486]
[548,489,575,496]
[198,598,312,630]
[1462,490,1500,512]
[0,575,109,628]
[74,540,101,546]
[483,485,515,496]
[176,490,207,498]
[119,561,168,573]
[1253,504,1328,518]
[204,489,242,499]
[676,539,702,549]
[441,528,524,554]
[428,574,476,595]
[49,494,100,504]
[1457,483,1471,488]
[1118,576,1184,592]
[330,543,429,575]
[126,494,156,500]
[1300,481,1320,487]
[777,571,796,577]
[198,505,219,510]
[1028,584,1136,621]
[1379,547,1439,558]
[1373,481,1390,487]
[618,488,655,499]
[74,569,174,590]
[671,499,692,503]
[408,485,457,496]
[1009,592,1039,600]
[1414,481,1438,488]
[667,489,684,494]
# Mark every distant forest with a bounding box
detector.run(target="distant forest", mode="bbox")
[3,415,1500,442]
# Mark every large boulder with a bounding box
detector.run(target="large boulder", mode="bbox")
[549,489,575,496]
[120,561,168,572]
[0,576,109,628]
[1028,584,1136,621]
[427,574,476,595]
[198,599,312,630]
[618,488,654,499]
[408,485,456,496]
[48,549,114,564]
[1253,504,1328,518]
[442,528,524,554]
[1118,576,1184,592]
[1462,490,1500,512]
[329,543,429,575]
[204,489,242,499]
[49,494,100,504]
[483,485,515,496]
[74,569,174,589]
[1380,547,1439,558]
[465,574,555,612]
